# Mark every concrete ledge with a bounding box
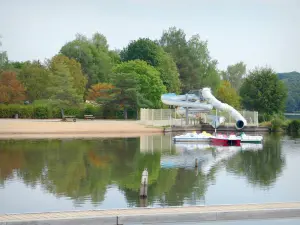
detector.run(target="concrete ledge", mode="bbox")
[1,202,300,225]
[164,125,269,133]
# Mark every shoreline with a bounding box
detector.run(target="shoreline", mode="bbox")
[1,202,300,224]
[0,119,163,139]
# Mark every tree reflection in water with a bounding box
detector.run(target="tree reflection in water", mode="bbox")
[0,134,286,208]
[225,133,285,188]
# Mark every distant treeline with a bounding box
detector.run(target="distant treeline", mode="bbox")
[0,28,293,120]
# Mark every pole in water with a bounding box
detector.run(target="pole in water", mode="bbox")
[195,158,198,168]
[116,216,123,225]
[140,168,148,199]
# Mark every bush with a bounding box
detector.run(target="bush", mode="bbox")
[0,104,34,118]
[270,115,284,132]
[0,103,137,120]
[84,104,103,119]
[259,121,272,128]
[34,105,51,119]
[287,120,300,133]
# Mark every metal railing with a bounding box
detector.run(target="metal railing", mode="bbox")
[140,108,259,127]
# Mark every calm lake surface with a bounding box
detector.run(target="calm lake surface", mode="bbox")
[1,133,300,214]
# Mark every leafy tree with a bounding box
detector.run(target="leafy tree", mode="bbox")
[0,71,26,104]
[240,67,287,119]
[47,63,83,106]
[120,38,181,93]
[221,62,246,91]
[18,61,51,101]
[98,73,152,119]
[278,71,300,112]
[112,60,167,108]
[158,27,220,93]
[0,36,8,70]
[109,50,121,65]
[6,61,28,71]
[48,55,87,97]
[216,80,241,109]
[60,33,114,87]
[87,83,115,101]
[187,35,220,91]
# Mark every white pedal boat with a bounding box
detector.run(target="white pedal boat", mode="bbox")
[173,131,212,142]
[240,132,263,143]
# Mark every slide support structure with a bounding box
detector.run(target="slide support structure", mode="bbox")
[161,87,247,130]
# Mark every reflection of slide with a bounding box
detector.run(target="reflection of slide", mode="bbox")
[161,87,247,129]
[160,145,241,175]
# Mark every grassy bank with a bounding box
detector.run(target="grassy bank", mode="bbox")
[260,117,300,134]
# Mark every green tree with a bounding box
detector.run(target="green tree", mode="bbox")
[120,38,181,93]
[240,67,287,119]
[221,62,246,91]
[0,36,8,70]
[112,60,167,108]
[47,62,83,106]
[18,61,51,102]
[60,33,113,87]
[49,55,87,97]
[216,80,241,109]
[278,71,300,112]
[187,35,220,91]
[158,27,220,93]
[98,73,152,119]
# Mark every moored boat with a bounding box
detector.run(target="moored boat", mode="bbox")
[173,131,212,142]
[211,134,241,146]
[239,132,263,143]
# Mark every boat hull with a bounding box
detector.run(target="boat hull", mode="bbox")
[211,138,241,146]
[241,140,262,144]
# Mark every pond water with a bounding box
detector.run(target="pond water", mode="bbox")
[0,133,300,214]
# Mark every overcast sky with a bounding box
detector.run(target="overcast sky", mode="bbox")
[0,0,299,72]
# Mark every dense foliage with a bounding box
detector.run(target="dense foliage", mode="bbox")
[221,62,246,91]
[158,27,220,93]
[216,81,240,109]
[278,71,300,112]
[112,60,166,108]
[120,38,181,93]
[240,67,287,121]
[0,28,297,120]
[0,71,26,104]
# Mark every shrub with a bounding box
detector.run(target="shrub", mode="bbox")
[270,115,284,132]
[84,104,102,119]
[287,120,300,133]
[0,104,34,118]
[34,105,51,119]
[259,121,272,128]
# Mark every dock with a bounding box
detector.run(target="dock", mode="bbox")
[164,125,269,133]
[1,202,300,225]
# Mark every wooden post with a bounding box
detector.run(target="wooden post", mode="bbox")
[195,158,198,168]
[139,168,148,199]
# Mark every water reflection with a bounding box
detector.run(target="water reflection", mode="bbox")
[225,134,285,188]
[0,133,292,213]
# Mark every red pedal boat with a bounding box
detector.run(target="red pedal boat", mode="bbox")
[211,134,241,146]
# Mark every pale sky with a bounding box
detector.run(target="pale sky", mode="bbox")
[0,0,299,72]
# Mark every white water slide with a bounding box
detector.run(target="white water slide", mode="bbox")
[161,87,247,129]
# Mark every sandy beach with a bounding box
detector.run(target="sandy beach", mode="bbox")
[0,119,163,139]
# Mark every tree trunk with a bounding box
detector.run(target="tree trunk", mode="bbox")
[124,108,128,120]
[136,108,139,120]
